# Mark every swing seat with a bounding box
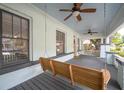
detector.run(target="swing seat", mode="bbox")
[39,57,111,90]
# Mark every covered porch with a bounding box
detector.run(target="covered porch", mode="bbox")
[0,3,124,90]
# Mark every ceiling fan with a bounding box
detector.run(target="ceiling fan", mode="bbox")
[59,3,96,21]
[83,29,98,35]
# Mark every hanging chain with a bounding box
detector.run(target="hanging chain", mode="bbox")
[104,3,108,89]
[44,4,48,57]
[104,3,107,70]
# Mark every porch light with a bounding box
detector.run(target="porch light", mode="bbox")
[14,35,17,38]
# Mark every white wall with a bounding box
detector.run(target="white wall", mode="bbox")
[0,3,83,61]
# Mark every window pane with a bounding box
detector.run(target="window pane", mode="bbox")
[2,12,12,37]
[22,19,28,39]
[13,39,22,51]
[21,40,28,57]
[13,16,21,38]
[13,39,28,59]
[56,31,59,40]
[2,38,14,63]
[2,38,13,52]
[56,31,65,55]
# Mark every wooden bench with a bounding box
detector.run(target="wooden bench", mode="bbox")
[39,57,111,90]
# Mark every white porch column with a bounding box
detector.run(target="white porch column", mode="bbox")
[106,37,110,44]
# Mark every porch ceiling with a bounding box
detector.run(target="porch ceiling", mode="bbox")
[33,3,122,38]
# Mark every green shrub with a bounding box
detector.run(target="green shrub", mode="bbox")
[119,51,124,57]
[119,43,124,47]
[110,48,115,52]
[116,47,121,51]
[110,48,120,53]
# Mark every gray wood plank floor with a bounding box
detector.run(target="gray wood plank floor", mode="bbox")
[10,72,82,90]
[10,55,121,90]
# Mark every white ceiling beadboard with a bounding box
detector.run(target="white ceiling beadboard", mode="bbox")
[33,3,122,38]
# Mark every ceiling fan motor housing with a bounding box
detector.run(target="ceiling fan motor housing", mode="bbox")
[72,7,80,11]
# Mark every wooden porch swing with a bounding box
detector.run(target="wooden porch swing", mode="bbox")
[39,57,110,90]
[39,3,110,90]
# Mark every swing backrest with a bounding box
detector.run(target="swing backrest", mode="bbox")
[71,64,105,89]
[51,60,71,79]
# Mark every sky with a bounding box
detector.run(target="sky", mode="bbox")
[118,27,124,36]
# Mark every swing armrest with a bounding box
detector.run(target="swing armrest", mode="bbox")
[101,69,111,86]
[39,57,52,71]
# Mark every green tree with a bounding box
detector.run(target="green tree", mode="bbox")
[111,32,123,45]
[122,35,124,43]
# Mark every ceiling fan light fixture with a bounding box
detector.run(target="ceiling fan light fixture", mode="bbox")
[73,11,80,17]
[83,40,91,44]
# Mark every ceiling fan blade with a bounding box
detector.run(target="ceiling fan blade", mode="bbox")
[83,33,89,34]
[91,32,98,33]
[76,14,82,21]
[64,13,73,21]
[80,8,96,13]
[59,9,72,12]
